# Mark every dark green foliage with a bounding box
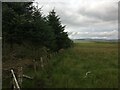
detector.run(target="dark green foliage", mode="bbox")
[2,2,34,49]
[2,2,72,52]
[47,9,73,51]
[30,8,56,51]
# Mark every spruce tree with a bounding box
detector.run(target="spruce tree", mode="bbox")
[47,9,73,51]
[28,7,56,51]
[2,2,34,49]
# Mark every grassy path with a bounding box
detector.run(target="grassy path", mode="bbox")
[47,42,118,88]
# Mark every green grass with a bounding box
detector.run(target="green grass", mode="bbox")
[43,42,118,88]
[3,42,118,88]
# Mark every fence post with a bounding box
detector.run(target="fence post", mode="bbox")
[12,77,16,90]
[33,59,37,73]
[40,57,44,69]
[11,69,20,90]
[17,67,23,88]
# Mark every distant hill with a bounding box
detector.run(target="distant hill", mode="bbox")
[72,39,118,43]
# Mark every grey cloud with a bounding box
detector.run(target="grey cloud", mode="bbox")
[35,0,118,39]
[78,2,118,21]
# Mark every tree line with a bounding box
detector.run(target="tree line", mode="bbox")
[2,2,73,54]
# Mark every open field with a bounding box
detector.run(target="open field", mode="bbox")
[44,42,118,88]
[23,41,118,88]
[3,41,118,88]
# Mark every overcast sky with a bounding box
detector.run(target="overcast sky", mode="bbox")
[34,0,119,39]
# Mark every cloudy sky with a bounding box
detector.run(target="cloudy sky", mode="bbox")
[34,0,119,39]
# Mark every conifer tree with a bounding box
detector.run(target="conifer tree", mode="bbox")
[47,9,73,51]
[29,7,56,51]
[2,2,34,49]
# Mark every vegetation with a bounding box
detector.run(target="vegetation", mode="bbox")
[2,2,73,55]
[47,10,73,51]
[2,2,73,89]
[23,42,118,88]
[2,2,118,89]
[46,42,118,88]
[3,42,118,88]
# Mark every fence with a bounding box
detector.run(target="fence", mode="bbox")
[10,67,33,90]
[3,56,50,89]
[11,69,20,90]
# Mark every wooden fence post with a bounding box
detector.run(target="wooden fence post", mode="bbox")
[10,67,33,89]
[11,69,20,90]
[17,67,23,88]
[40,57,44,69]
[33,59,37,73]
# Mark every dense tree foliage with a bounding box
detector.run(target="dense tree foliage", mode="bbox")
[47,10,73,51]
[2,2,73,52]
[2,2,34,49]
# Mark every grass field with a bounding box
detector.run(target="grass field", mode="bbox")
[22,41,118,88]
[3,41,118,88]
